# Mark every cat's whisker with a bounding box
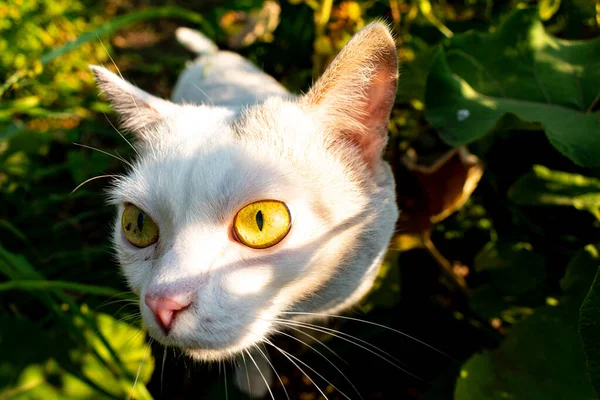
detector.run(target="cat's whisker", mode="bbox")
[112,302,141,317]
[223,359,229,400]
[71,174,119,194]
[192,84,215,106]
[241,349,252,395]
[279,311,456,362]
[96,295,137,310]
[271,328,363,400]
[246,347,276,400]
[255,343,290,400]
[273,322,348,366]
[123,328,145,352]
[161,346,167,397]
[116,312,142,325]
[102,112,141,158]
[271,318,426,381]
[130,337,152,399]
[264,338,331,400]
[272,317,405,367]
[73,143,133,167]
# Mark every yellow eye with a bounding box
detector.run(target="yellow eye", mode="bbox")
[233,200,291,249]
[121,204,159,248]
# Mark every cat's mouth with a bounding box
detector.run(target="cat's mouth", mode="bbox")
[141,303,275,361]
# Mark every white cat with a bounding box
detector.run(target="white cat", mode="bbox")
[91,21,399,398]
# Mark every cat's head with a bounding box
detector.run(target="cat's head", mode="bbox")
[91,22,399,361]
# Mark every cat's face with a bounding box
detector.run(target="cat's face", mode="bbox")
[93,23,399,361]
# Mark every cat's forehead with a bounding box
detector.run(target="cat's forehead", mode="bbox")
[109,99,343,228]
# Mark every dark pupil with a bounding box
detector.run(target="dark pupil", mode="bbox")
[137,211,145,232]
[256,210,264,231]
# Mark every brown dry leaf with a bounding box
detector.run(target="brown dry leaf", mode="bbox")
[396,145,484,238]
[392,146,483,294]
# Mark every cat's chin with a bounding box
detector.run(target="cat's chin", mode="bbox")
[145,320,272,362]
[145,330,262,362]
[146,332,264,362]
[182,344,254,362]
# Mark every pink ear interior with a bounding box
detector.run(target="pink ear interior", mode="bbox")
[303,23,398,170]
[355,67,398,167]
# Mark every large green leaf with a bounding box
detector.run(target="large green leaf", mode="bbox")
[396,36,436,103]
[509,164,600,219]
[455,244,600,399]
[74,311,154,399]
[470,240,545,322]
[580,261,600,396]
[474,241,545,296]
[424,8,600,167]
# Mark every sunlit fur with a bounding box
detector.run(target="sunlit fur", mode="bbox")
[92,21,399,396]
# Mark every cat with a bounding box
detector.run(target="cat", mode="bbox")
[91,21,399,398]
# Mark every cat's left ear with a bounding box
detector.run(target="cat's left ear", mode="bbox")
[303,22,398,169]
[90,65,175,138]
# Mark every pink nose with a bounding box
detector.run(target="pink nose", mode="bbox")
[144,295,190,334]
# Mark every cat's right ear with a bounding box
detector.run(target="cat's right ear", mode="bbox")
[302,22,398,170]
[90,65,175,138]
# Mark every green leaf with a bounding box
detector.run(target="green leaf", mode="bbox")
[0,317,113,399]
[396,36,436,103]
[0,313,153,400]
[539,0,561,20]
[0,246,147,398]
[455,244,600,399]
[424,8,600,167]
[474,240,545,296]
[580,262,600,395]
[470,286,537,323]
[470,240,544,322]
[509,165,600,219]
[74,312,154,399]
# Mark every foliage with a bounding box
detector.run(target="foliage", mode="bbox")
[424,8,600,167]
[580,261,600,397]
[1,0,599,399]
[509,164,600,218]
[455,244,599,399]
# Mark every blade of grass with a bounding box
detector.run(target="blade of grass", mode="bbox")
[0,280,133,299]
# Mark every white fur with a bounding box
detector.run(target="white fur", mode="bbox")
[92,22,399,396]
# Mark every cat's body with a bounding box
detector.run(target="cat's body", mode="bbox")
[91,23,399,397]
[172,28,293,113]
